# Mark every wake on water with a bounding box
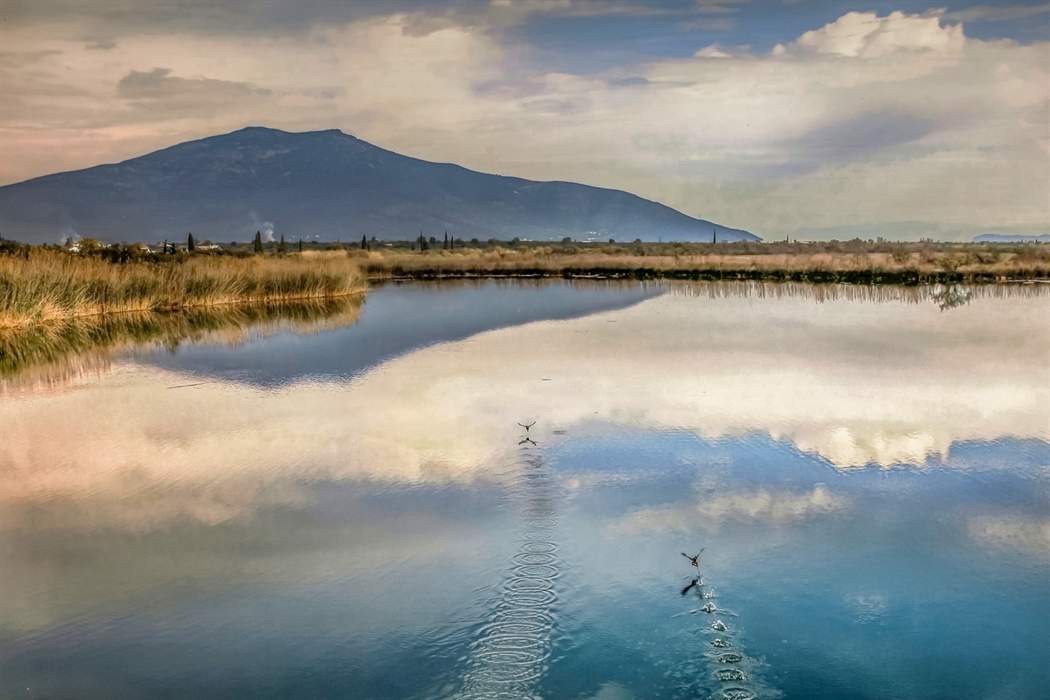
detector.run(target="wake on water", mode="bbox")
[442,431,779,700]
[450,441,562,700]
[674,575,781,700]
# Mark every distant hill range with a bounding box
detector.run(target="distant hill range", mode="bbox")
[0,127,758,245]
[973,234,1049,243]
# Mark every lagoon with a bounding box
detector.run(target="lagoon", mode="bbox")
[1,280,1048,700]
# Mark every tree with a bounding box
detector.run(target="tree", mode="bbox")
[298,238,303,253]
[444,231,449,250]
[361,234,367,250]
[254,231,263,253]
[278,234,286,253]
[187,233,196,252]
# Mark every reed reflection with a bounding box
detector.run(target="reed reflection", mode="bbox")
[0,296,365,387]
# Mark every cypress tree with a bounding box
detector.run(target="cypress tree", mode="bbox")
[254,231,263,253]
[279,234,286,253]
[298,238,303,253]
[187,233,196,252]
[444,231,449,250]
[361,234,367,250]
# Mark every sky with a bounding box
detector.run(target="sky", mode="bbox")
[0,0,1047,241]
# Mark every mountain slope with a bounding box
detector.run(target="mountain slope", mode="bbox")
[0,127,759,244]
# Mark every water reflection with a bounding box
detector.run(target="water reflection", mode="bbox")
[139,280,667,387]
[931,285,974,311]
[0,297,365,388]
[1,281,1047,699]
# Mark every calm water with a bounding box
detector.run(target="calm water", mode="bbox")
[1,281,1048,700]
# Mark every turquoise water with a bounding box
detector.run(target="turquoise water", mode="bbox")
[1,281,1047,699]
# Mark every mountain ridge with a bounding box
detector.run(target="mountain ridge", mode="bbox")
[0,127,760,245]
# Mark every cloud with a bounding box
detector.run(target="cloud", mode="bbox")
[969,515,1050,558]
[693,44,731,58]
[0,48,62,68]
[694,0,747,14]
[615,487,848,533]
[792,11,965,59]
[117,67,272,99]
[943,3,1050,23]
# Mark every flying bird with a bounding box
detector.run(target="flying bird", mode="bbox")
[682,549,704,569]
[518,422,536,433]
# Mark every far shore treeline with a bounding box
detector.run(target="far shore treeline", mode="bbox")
[2,233,1049,301]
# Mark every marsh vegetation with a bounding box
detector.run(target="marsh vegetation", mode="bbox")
[1,239,1046,379]
[361,239,1050,284]
[0,246,367,377]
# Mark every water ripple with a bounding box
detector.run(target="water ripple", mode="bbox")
[451,444,562,699]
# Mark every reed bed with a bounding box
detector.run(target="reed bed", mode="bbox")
[0,249,366,332]
[362,245,1050,283]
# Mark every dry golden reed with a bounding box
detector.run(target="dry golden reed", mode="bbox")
[0,249,366,332]
[361,243,1050,281]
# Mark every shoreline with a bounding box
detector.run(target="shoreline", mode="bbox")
[368,267,1048,285]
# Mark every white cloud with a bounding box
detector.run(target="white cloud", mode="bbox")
[793,11,965,59]
[693,44,731,58]
[969,515,1050,558]
[615,486,848,533]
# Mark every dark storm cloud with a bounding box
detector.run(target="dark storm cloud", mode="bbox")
[117,68,271,100]
[115,68,274,119]
[793,113,935,165]
[1,0,428,38]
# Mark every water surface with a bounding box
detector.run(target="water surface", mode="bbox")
[1,281,1047,700]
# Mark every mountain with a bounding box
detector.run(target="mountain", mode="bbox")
[973,233,1049,243]
[0,127,758,245]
